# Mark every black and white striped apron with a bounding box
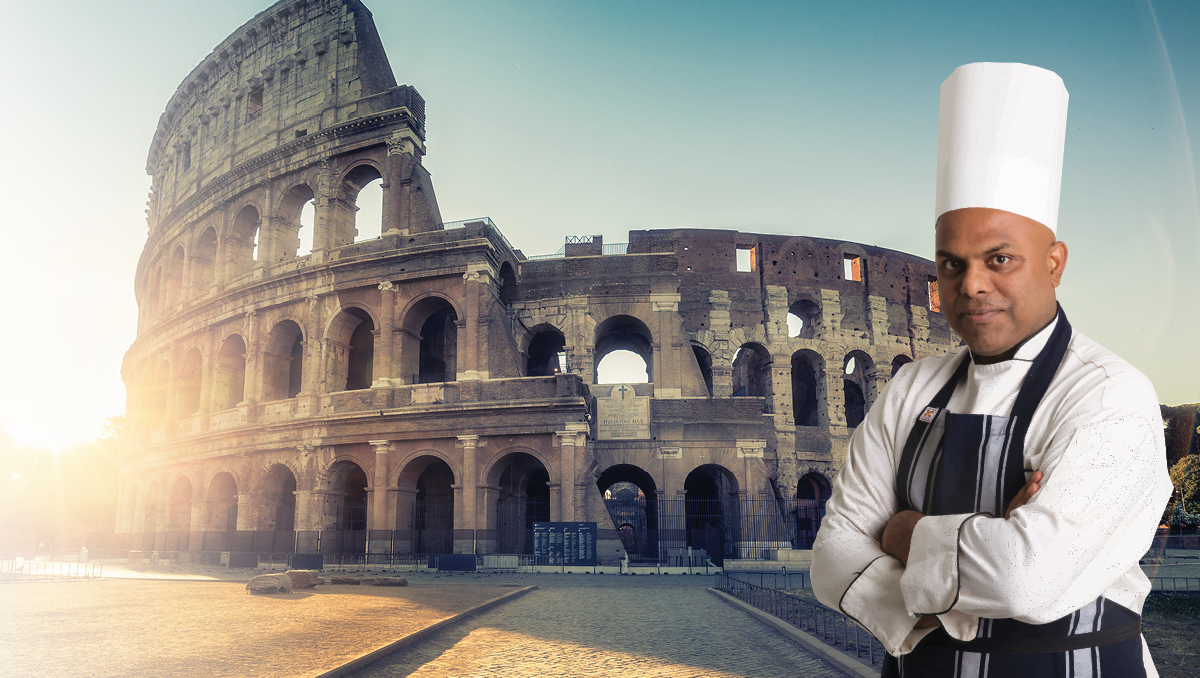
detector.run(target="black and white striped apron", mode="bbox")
[883,307,1145,678]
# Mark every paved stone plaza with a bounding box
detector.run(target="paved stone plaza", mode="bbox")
[349,574,848,678]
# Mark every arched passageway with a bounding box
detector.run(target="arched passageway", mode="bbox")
[491,453,550,554]
[323,461,368,555]
[166,477,192,550]
[264,320,305,400]
[842,351,873,428]
[401,297,458,384]
[691,344,714,397]
[791,350,820,427]
[598,465,659,562]
[205,472,238,551]
[214,336,247,410]
[683,465,739,565]
[327,308,374,391]
[732,343,771,407]
[261,464,298,533]
[414,459,455,554]
[795,473,831,549]
[526,327,566,377]
[594,315,653,384]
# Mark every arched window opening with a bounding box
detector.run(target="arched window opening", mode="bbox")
[340,165,384,244]
[787,299,820,339]
[692,344,714,397]
[179,349,203,416]
[732,343,771,401]
[264,320,305,401]
[795,473,830,549]
[497,262,517,306]
[791,351,819,427]
[598,465,658,563]
[400,297,459,385]
[891,354,913,377]
[192,228,217,296]
[414,459,455,554]
[419,308,457,384]
[214,335,247,410]
[229,205,260,278]
[527,328,566,377]
[493,452,551,555]
[340,466,368,531]
[277,184,317,261]
[205,472,238,551]
[842,351,873,428]
[684,465,739,565]
[165,246,185,309]
[167,477,193,539]
[347,316,375,390]
[150,360,170,423]
[594,315,653,384]
[262,465,298,532]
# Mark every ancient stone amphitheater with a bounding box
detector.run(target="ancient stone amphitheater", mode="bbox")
[113,0,957,567]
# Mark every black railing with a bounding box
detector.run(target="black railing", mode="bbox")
[714,572,885,668]
[1150,577,1200,592]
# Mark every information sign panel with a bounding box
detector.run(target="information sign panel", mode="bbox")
[532,522,597,566]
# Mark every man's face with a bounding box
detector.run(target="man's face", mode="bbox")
[934,207,1067,360]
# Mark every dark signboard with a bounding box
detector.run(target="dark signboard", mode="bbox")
[532,522,597,566]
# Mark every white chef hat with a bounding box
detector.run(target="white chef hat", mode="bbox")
[936,62,1069,233]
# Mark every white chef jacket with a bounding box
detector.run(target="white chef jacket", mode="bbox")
[811,317,1172,671]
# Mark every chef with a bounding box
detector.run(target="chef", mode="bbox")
[811,62,1173,677]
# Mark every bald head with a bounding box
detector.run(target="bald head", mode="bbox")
[934,207,1068,362]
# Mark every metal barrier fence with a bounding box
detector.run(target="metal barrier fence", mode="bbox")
[724,571,811,590]
[1150,577,1200,592]
[714,572,884,668]
[0,560,104,579]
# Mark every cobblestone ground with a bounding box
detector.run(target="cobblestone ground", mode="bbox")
[350,574,848,678]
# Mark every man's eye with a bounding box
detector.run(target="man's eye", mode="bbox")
[993,255,1010,265]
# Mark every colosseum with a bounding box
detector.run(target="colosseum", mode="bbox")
[114,0,958,568]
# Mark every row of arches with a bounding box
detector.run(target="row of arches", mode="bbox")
[136,296,460,422]
[144,164,386,323]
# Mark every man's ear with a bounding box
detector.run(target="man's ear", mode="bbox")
[1047,240,1068,288]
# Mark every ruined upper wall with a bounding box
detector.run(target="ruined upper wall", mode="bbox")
[145,0,422,233]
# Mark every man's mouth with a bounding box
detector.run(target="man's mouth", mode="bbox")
[961,308,1003,323]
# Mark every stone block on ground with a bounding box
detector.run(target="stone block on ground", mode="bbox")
[246,573,293,594]
[361,576,407,587]
[285,570,322,588]
[329,576,361,585]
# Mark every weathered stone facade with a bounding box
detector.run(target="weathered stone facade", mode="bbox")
[117,0,958,564]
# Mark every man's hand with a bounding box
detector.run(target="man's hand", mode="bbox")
[881,510,925,566]
[1005,470,1043,519]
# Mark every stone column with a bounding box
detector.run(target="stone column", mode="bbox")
[460,263,492,380]
[243,310,260,406]
[651,292,681,397]
[188,499,205,551]
[236,494,253,531]
[555,424,588,521]
[293,490,316,531]
[373,282,396,387]
[304,295,324,396]
[709,290,733,397]
[369,440,391,531]
[457,435,480,530]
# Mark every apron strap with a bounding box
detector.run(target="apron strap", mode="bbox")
[895,353,970,513]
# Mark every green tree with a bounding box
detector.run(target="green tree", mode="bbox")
[1164,454,1200,526]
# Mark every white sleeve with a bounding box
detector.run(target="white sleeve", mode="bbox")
[900,404,1172,636]
[811,373,937,656]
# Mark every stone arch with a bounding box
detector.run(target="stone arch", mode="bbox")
[891,353,914,377]
[594,314,653,384]
[488,449,552,554]
[274,182,316,261]
[227,204,261,279]
[339,162,385,245]
[178,348,203,416]
[842,350,874,428]
[690,342,714,397]
[497,261,517,306]
[321,458,370,535]
[400,294,460,384]
[791,349,823,427]
[732,342,771,403]
[397,454,456,554]
[597,464,660,562]
[166,475,193,534]
[204,471,239,548]
[263,319,305,400]
[795,472,831,548]
[191,227,218,295]
[683,464,740,565]
[326,306,376,391]
[787,297,821,339]
[259,463,298,532]
[214,334,247,410]
[526,325,566,376]
[392,449,462,490]
[165,245,185,309]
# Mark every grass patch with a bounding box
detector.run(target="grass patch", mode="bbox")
[1142,592,1200,678]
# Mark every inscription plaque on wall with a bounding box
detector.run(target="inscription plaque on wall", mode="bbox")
[597,383,651,440]
[532,522,597,566]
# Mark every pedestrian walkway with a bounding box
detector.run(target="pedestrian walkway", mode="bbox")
[348,574,849,677]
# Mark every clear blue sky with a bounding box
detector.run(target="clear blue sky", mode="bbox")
[0,0,1197,449]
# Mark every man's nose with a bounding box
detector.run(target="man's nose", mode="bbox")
[960,262,992,297]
